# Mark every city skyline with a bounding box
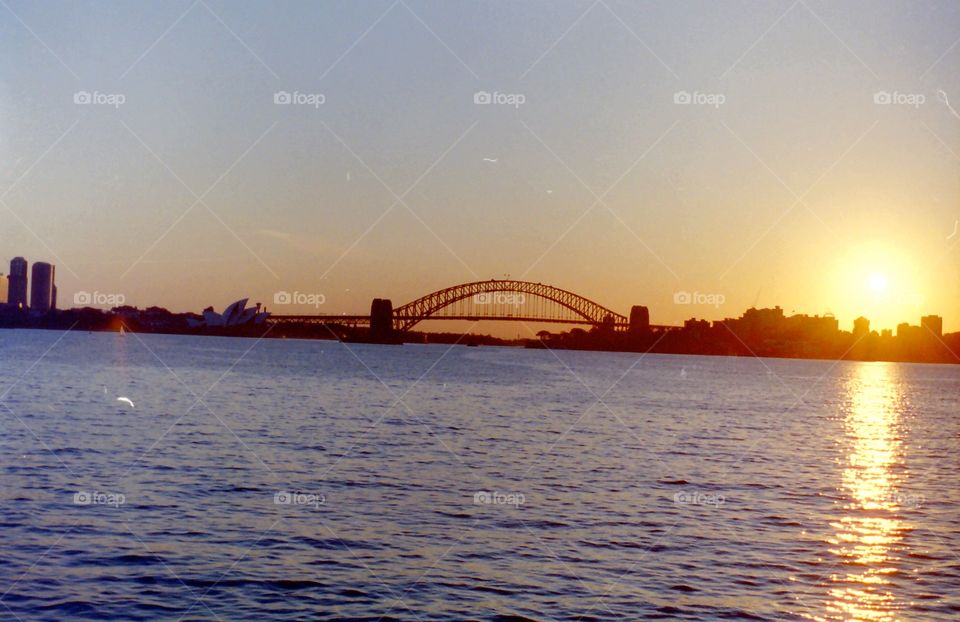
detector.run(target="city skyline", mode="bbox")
[1,251,953,353]
[1,1,958,334]
[2,258,955,365]
[2,248,958,342]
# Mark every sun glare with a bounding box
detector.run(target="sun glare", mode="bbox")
[868,272,889,292]
[828,242,925,332]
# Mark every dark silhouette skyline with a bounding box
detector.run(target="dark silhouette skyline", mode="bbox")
[1,272,956,365]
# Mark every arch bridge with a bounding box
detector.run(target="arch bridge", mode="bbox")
[270,279,658,333]
[391,280,627,331]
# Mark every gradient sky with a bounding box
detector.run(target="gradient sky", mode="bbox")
[1,0,958,334]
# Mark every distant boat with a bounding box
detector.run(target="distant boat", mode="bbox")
[119,325,126,336]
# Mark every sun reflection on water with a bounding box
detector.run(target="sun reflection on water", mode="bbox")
[824,363,909,621]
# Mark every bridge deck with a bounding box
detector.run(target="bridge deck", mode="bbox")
[269,315,371,324]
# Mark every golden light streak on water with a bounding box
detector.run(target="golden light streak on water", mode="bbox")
[824,363,911,622]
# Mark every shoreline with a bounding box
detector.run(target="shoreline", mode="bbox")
[2,323,957,366]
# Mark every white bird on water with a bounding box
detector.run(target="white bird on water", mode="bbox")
[116,397,135,408]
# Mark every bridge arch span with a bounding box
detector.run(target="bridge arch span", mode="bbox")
[392,280,627,331]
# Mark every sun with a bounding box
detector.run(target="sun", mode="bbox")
[867,272,888,292]
[828,241,927,332]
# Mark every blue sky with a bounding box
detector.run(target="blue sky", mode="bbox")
[1,0,958,331]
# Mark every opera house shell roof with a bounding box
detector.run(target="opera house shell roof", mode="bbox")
[188,298,270,328]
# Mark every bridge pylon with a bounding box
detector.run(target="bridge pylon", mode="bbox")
[370,298,394,341]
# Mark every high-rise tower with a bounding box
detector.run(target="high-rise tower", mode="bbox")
[30,262,55,313]
[8,257,28,309]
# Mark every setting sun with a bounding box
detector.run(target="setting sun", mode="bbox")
[826,242,929,332]
[867,272,889,292]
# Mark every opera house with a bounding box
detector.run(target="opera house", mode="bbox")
[187,299,269,328]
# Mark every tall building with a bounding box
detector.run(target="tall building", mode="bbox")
[921,315,943,338]
[0,274,7,304]
[853,316,870,338]
[897,322,921,340]
[8,257,28,309]
[30,262,55,313]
